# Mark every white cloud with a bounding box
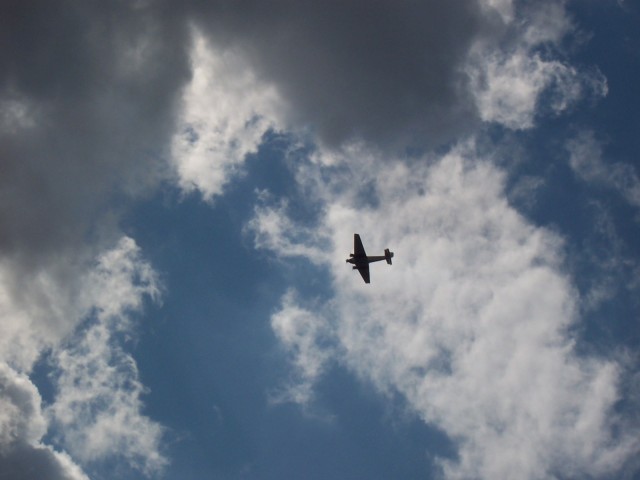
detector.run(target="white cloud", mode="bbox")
[0,253,95,373]
[468,2,607,129]
[171,28,285,200]
[270,290,335,405]
[0,363,90,480]
[252,142,640,479]
[478,0,514,23]
[247,194,330,264]
[469,51,575,129]
[0,237,167,477]
[0,93,38,134]
[47,237,166,475]
[170,0,610,208]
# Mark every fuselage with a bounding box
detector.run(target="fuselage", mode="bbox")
[346,255,387,266]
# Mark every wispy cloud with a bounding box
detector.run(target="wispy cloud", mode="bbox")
[568,130,640,208]
[269,290,335,405]
[47,237,166,475]
[247,193,330,264]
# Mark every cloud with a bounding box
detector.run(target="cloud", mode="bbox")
[564,131,640,311]
[170,0,609,209]
[0,237,166,476]
[251,141,640,479]
[1,3,186,474]
[0,363,89,480]
[180,0,606,154]
[159,0,612,209]
[568,130,640,208]
[0,1,190,265]
[467,2,608,129]
[269,290,335,405]
[247,192,330,263]
[507,174,546,210]
[567,198,640,316]
[171,28,284,200]
[47,237,166,475]
[468,51,576,129]
[188,0,483,150]
[0,1,633,478]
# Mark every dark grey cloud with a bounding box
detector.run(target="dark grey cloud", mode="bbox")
[189,0,493,150]
[1,6,192,475]
[0,444,88,480]
[0,0,191,265]
[0,0,506,264]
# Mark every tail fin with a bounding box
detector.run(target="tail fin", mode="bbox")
[385,248,394,265]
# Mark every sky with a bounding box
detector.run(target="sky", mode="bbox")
[1,1,639,479]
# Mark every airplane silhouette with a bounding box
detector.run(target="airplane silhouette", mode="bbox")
[346,233,393,284]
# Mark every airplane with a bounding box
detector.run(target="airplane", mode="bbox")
[346,233,393,284]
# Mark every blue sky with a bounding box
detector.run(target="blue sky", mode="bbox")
[1,1,639,479]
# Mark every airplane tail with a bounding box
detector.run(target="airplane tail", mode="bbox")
[385,248,394,265]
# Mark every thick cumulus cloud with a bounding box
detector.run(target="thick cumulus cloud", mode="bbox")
[180,0,604,153]
[170,0,606,203]
[251,143,640,479]
[187,0,483,149]
[0,0,190,263]
[0,363,89,480]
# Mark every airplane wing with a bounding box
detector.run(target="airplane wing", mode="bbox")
[354,233,367,257]
[357,265,370,284]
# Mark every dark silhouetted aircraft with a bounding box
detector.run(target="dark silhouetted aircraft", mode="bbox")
[346,233,393,284]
